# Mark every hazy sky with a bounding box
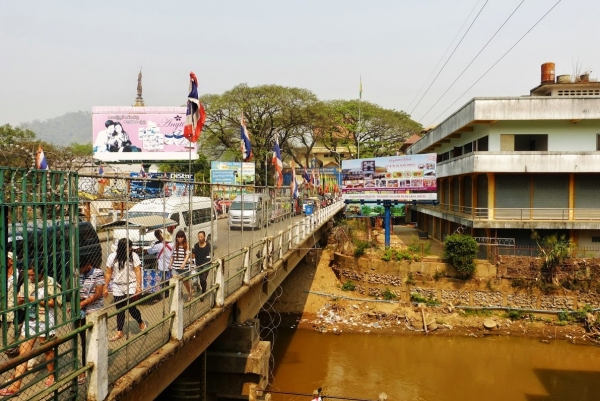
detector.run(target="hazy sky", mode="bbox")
[1,0,599,129]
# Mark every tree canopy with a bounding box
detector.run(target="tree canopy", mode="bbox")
[0,124,93,171]
[199,85,421,185]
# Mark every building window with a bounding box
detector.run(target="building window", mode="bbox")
[477,136,488,151]
[596,134,600,151]
[463,142,473,154]
[592,236,600,243]
[514,134,548,151]
[558,89,600,96]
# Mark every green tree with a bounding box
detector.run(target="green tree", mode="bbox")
[443,234,479,278]
[159,153,211,182]
[320,100,422,159]
[0,124,39,168]
[532,231,576,285]
[201,84,319,185]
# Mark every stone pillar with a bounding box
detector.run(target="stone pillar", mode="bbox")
[206,319,270,400]
[86,311,108,401]
[471,173,478,219]
[487,173,495,220]
[569,173,575,221]
[458,176,465,213]
[170,276,184,340]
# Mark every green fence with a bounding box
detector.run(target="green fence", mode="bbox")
[1,167,83,400]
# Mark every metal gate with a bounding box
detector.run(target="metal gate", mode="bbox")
[1,167,84,400]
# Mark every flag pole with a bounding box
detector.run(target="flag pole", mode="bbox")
[358,75,362,159]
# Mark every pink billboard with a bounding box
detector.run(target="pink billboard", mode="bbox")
[92,106,198,162]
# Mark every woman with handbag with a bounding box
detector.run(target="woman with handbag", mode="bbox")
[104,238,146,342]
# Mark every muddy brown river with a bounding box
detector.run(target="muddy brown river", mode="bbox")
[269,329,600,401]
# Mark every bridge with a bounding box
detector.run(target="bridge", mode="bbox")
[0,168,345,401]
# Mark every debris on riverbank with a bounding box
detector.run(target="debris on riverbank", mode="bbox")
[272,249,596,345]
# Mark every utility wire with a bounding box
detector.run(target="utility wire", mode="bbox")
[419,0,526,122]
[409,0,489,116]
[426,0,563,127]
[405,0,483,112]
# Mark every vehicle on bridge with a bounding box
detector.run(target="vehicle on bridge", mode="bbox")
[110,196,218,249]
[228,193,270,230]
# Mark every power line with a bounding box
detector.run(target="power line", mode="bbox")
[409,0,490,116]
[426,0,563,127]
[418,0,526,122]
[405,0,483,112]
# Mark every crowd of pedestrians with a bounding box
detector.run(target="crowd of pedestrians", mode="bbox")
[1,227,214,395]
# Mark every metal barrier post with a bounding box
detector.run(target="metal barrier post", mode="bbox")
[265,237,273,270]
[170,277,184,340]
[293,223,300,245]
[277,230,283,260]
[243,247,251,284]
[216,259,225,307]
[87,311,109,401]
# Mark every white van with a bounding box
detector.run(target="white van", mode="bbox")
[228,193,269,230]
[112,196,218,248]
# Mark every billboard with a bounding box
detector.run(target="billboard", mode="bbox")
[345,203,405,218]
[92,107,198,162]
[128,172,193,200]
[341,154,437,201]
[210,162,256,200]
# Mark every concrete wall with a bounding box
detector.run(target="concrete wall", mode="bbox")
[408,97,600,155]
[577,229,600,248]
[333,252,496,281]
[435,152,600,178]
[332,253,600,311]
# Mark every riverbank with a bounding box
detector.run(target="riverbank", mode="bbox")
[272,248,595,344]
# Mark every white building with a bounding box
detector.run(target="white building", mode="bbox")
[406,64,600,253]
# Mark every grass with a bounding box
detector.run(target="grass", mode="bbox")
[462,308,494,317]
[410,292,440,306]
[406,272,416,286]
[341,280,356,291]
[382,288,397,300]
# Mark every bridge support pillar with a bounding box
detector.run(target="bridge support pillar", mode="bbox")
[161,351,209,401]
[206,319,270,399]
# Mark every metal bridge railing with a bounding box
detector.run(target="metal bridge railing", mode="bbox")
[2,167,345,400]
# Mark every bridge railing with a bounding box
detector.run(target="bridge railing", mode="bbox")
[1,170,344,401]
[85,198,344,399]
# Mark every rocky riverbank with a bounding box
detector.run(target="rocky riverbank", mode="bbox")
[272,248,596,345]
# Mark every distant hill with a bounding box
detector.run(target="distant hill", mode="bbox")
[20,111,92,145]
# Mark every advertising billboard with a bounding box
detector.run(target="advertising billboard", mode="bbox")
[210,162,256,200]
[128,172,193,200]
[92,107,199,162]
[341,154,437,201]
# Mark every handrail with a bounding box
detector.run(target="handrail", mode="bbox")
[418,203,600,221]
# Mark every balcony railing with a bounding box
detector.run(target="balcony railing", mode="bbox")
[419,203,600,222]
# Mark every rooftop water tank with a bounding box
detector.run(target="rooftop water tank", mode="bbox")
[541,62,555,84]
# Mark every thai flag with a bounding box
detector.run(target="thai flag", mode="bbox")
[140,164,147,178]
[290,161,298,199]
[240,116,252,162]
[184,72,206,143]
[302,167,310,184]
[36,145,49,170]
[271,136,283,188]
[310,169,315,186]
